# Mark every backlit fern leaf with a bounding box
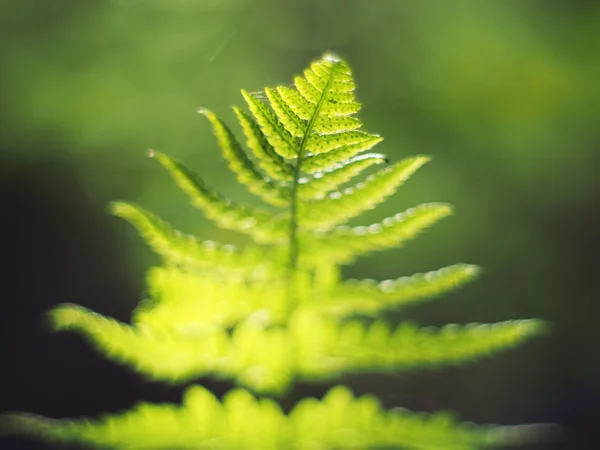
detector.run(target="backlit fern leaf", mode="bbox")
[133,266,287,329]
[2,385,547,450]
[241,90,298,158]
[111,202,269,275]
[1,53,548,449]
[297,153,388,200]
[322,263,481,316]
[151,151,288,244]
[199,108,289,206]
[233,107,294,181]
[327,318,546,374]
[299,156,430,231]
[302,135,384,172]
[311,202,454,263]
[44,304,542,395]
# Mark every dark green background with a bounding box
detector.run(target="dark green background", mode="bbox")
[1,1,598,449]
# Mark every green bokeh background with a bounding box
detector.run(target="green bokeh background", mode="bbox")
[1,0,599,448]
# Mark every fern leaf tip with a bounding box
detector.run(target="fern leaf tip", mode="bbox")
[527,318,551,335]
[45,304,88,332]
[460,263,481,276]
[322,52,343,63]
[415,154,432,165]
[198,108,221,123]
[109,200,135,218]
[198,107,219,124]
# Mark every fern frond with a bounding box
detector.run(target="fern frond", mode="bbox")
[294,74,322,104]
[264,87,306,138]
[300,156,430,231]
[241,90,297,158]
[48,304,229,383]
[199,108,289,206]
[295,56,361,118]
[289,311,545,382]
[0,384,524,450]
[111,202,267,275]
[327,319,546,374]
[47,303,544,394]
[151,151,287,243]
[48,304,293,393]
[275,77,363,137]
[322,263,480,316]
[313,202,453,263]
[233,107,294,181]
[133,266,287,329]
[275,86,313,120]
[2,53,549,449]
[297,153,388,200]
[312,114,362,135]
[302,135,384,173]
[305,130,375,155]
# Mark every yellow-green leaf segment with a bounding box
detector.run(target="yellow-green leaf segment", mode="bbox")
[0,54,547,449]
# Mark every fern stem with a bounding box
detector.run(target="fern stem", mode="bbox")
[288,72,335,276]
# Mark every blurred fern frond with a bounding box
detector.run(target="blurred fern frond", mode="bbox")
[1,385,543,450]
[0,53,547,449]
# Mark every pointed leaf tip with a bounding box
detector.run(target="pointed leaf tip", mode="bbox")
[109,200,131,217]
[108,200,125,217]
[46,304,88,332]
[460,264,481,277]
[147,149,157,158]
[416,154,432,164]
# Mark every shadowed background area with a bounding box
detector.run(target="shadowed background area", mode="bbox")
[1,0,598,449]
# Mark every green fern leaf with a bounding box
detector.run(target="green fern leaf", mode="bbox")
[312,202,453,263]
[46,303,542,395]
[111,201,268,275]
[1,384,535,450]
[151,151,287,243]
[297,153,388,200]
[274,85,313,120]
[241,90,297,158]
[47,304,293,392]
[323,263,480,316]
[305,130,375,155]
[328,318,546,374]
[312,114,362,134]
[48,304,230,383]
[133,266,286,329]
[1,53,549,449]
[233,107,294,181]
[299,156,430,231]
[199,108,289,206]
[290,310,544,381]
[302,135,384,172]
[264,87,306,138]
